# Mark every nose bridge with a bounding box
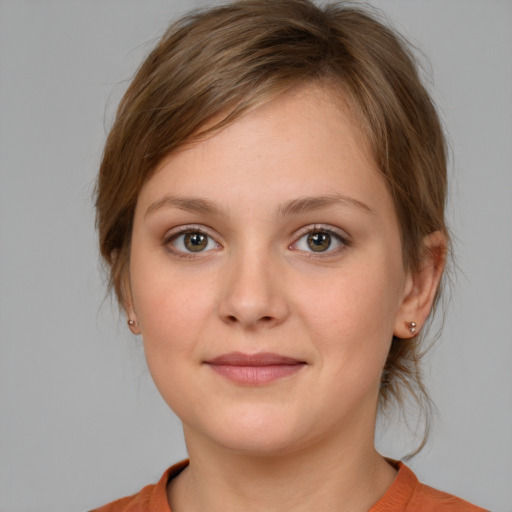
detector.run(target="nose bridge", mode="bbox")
[218,240,288,328]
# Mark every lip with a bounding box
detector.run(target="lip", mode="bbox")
[205,352,307,385]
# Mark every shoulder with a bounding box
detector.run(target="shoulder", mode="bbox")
[371,461,488,512]
[410,480,488,512]
[89,491,141,512]
[88,461,189,512]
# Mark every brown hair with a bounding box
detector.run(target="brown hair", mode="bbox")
[96,0,448,449]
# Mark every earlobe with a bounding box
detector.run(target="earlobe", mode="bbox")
[118,265,141,335]
[124,296,141,335]
[394,231,447,338]
[124,294,141,335]
[127,318,141,335]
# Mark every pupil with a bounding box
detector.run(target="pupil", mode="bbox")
[185,233,207,252]
[307,232,331,252]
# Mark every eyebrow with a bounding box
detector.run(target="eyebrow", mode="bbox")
[145,193,373,218]
[145,195,225,218]
[277,194,373,216]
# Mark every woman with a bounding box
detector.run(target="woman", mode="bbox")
[92,1,487,510]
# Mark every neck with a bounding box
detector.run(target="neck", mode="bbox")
[167,427,397,512]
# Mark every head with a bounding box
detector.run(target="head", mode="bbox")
[96,0,448,451]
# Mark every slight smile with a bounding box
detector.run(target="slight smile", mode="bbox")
[205,352,307,385]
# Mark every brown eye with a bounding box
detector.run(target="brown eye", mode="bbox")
[307,232,332,252]
[292,227,346,255]
[168,230,218,254]
[184,232,208,252]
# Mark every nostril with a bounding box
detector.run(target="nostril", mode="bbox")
[224,314,274,324]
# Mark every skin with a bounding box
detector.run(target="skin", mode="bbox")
[126,84,445,512]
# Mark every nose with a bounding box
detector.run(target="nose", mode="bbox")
[218,249,290,329]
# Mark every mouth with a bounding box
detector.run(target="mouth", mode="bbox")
[204,352,307,385]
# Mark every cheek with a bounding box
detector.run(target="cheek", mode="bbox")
[133,273,210,345]
[294,260,403,378]
[129,249,196,350]
[298,265,401,336]
[131,273,210,413]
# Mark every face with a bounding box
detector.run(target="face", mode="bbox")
[128,84,413,456]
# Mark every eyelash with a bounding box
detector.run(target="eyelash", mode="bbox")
[163,226,220,259]
[290,224,350,257]
[163,224,351,258]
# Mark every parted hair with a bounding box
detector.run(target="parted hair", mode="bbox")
[96,0,448,449]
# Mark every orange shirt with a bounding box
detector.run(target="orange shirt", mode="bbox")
[90,460,487,512]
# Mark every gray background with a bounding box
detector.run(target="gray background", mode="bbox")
[0,1,511,511]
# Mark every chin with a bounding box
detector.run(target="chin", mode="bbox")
[216,429,303,457]
[188,403,319,457]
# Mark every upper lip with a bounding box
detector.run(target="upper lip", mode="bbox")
[205,352,305,366]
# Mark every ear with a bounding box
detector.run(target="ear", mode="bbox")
[124,299,141,336]
[394,231,447,338]
[122,281,141,335]
[114,250,141,336]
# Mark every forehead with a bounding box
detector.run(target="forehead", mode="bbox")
[136,83,390,219]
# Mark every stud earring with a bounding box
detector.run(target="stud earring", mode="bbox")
[127,319,139,333]
[406,321,417,335]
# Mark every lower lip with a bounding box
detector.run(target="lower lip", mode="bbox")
[207,364,305,385]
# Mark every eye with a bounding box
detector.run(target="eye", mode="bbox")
[166,229,219,254]
[292,227,347,254]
